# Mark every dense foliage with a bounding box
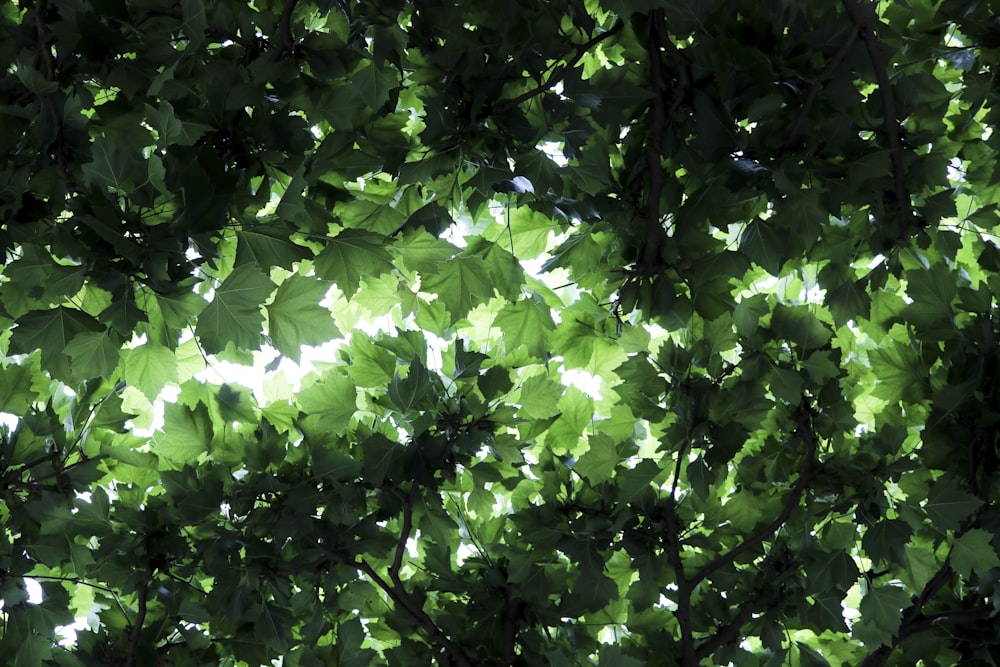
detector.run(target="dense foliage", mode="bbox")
[2,0,1000,664]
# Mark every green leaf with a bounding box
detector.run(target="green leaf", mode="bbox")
[296,370,358,435]
[314,229,395,297]
[395,229,459,274]
[805,549,860,593]
[857,585,910,647]
[518,373,564,420]
[155,289,208,329]
[770,305,833,350]
[124,342,179,401]
[9,307,103,381]
[386,358,437,412]
[453,338,488,378]
[153,402,213,465]
[337,617,376,667]
[575,433,619,485]
[64,330,120,380]
[615,459,661,507]
[740,217,786,275]
[420,255,494,325]
[196,265,275,353]
[354,62,397,110]
[81,136,130,190]
[145,100,214,148]
[311,444,362,483]
[862,519,912,566]
[868,342,926,404]
[361,433,405,485]
[0,357,40,414]
[345,335,397,388]
[925,476,983,531]
[506,207,556,259]
[266,275,340,361]
[494,296,555,361]
[950,529,1000,578]
[15,634,53,667]
[236,226,311,270]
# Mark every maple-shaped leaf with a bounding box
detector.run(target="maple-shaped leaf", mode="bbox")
[421,255,494,325]
[81,135,131,191]
[856,585,910,647]
[235,225,310,270]
[266,275,340,361]
[574,433,619,485]
[64,330,121,381]
[494,296,555,361]
[518,373,563,420]
[925,476,983,531]
[951,529,1000,578]
[296,370,358,435]
[10,307,103,381]
[314,229,395,297]
[386,358,437,412]
[153,402,213,466]
[196,265,275,354]
[124,342,179,401]
[395,229,459,274]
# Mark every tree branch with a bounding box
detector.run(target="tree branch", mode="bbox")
[840,0,913,231]
[640,10,669,271]
[308,495,475,667]
[124,569,151,667]
[689,405,818,590]
[388,485,415,587]
[493,22,623,114]
[857,560,957,667]
[695,591,782,661]
[664,500,697,667]
[269,0,300,59]
[501,592,524,666]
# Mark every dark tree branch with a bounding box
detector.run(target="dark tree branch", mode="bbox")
[640,10,669,272]
[387,485,415,587]
[124,569,152,667]
[501,593,524,666]
[493,22,623,114]
[858,557,958,667]
[840,0,913,230]
[689,404,818,590]
[695,592,782,660]
[270,0,301,59]
[664,500,697,667]
[308,493,475,667]
[0,451,60,488]
[785,26,859,148]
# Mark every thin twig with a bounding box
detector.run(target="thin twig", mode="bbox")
[494,22,624,114]
[840,0,913,230]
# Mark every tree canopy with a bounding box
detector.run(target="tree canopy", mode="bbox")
[2,0,1000,664]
